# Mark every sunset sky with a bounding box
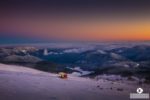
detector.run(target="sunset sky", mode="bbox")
[0,0,150,44]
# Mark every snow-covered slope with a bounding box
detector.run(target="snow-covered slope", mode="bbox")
[0,64,149,100]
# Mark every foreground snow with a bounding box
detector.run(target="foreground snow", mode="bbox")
[0,64,149,100]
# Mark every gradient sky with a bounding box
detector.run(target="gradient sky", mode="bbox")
[0,0,150,44]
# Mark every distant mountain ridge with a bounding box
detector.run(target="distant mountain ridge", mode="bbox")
[0,44,150,82]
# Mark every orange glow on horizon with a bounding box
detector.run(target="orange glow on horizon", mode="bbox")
[0,16,150,41]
